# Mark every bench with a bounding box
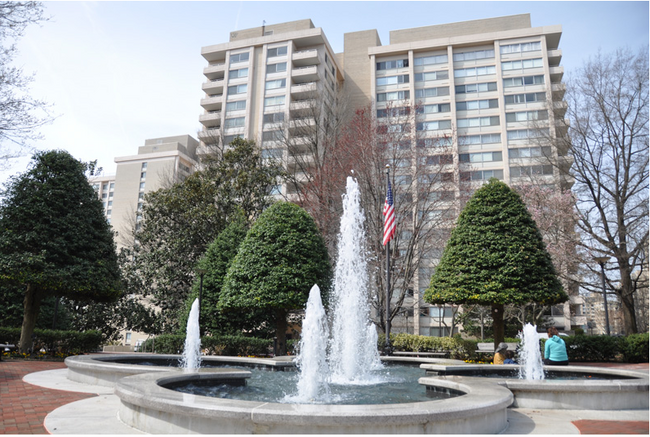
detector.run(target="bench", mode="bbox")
[392,351,449,358]
[476,342,518,354]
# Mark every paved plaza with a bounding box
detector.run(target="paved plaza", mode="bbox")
[0,358,648,434]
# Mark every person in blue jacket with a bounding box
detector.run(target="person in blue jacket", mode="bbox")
[543,327,569,365]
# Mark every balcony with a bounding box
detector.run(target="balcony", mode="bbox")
[553,100,568,118]
[290,82,318,100]
[203,62,226,80]
[291,65,319,84]
[549,66,564,83]
[199,111,222,128]
[202,79,224,95]
[200,95,223,111]
[552,83,566,100]
[198,128,221,142]
[290,99,315,118]
[547,49,562,67]
[292,49,319,68]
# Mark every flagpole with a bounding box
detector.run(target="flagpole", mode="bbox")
[385,164,392,355]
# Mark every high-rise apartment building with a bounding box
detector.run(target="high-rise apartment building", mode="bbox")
[196,14,583,336]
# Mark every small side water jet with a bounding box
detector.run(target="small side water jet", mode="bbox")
[517,323,544,380]
[180,298,202,371]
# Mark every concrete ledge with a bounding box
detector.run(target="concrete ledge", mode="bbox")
[115,371,513,434]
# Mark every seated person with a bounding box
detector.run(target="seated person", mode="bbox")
[503,350,517,364]
[493,342,508,365]
[543,327,569,366]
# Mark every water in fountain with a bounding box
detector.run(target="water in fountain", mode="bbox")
[518,323,545,380]
[329,176,383,384]
[290,284,331,402]
[180,298,202,371]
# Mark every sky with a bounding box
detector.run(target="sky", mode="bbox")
[0,1,647,184]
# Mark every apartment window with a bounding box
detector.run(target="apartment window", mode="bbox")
[506,110,548,122]
[416,120,452,131]
[414,54,448,66]
[395,175,412,185]
[417,103,451,114]
[507,128,549,140]
[224,117,245,129]
[376,59,409,70]
[376,90,410,102]
[227,84,248,95]
[139,182,145,191]
[106,209,112,216]
[137,202,143,211]
[109,182,115,190]
[266,62,287,74]
[377,107,410,118]
[376,74,410,86]
[262,130,283,142]
[503,75,544,88]
[270,185,282,195]
[264,95,285,107]
[414,70,449,82]
[263,112,285,124]
[453,49,495,62]
[454,65,496,78]
[460,169,504,181]
[457,116,500,128]
[102,193,107,199]
[138,192,144,200]
[459,151,503,163]
[508,146,551,159]
[261,148,283,159]
[500,41,542,54]
[225,100,246,112]
[265,78,286,90]
[460,133,501,145]
[179,162,191,173]
[417,137,454,148]
[456,99,498,111]
[140,172,146,180]
[229,67,248,79]
[421,154,453,166]
[455,82,497,94]
[108,201,113,207]
[414,86,449,99]
[267,46,288,58]
[102,183,108,191]
[504,92,546,105]
[510,165,553,177]
[224,134,242,145]
[229,52,249,64]
[429,306,454,318]
[502,58,543,71]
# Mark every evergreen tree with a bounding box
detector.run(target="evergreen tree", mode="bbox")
[0,150,122,352]
[220,202,332,355]
[424,179,566,348]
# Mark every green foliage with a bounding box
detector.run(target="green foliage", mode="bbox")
[139,334,273,357]
[425,179,566,306]
[388,333,478,360]
[617,334,649,363]
[0,327,102,355]
[560,335,620,362]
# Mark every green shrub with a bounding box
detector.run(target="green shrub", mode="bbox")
[618,333,649,363]
[0,327,102,356]
[562,335,620,362]
[140,334,273,356]
[386,333,477,360]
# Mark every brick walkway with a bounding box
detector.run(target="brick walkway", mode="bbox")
[0,360,96,434]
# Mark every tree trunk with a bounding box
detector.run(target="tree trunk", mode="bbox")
[617,264,639,334]
[275,309,288,356]
[19,284,44,353]
[491,303,504,351]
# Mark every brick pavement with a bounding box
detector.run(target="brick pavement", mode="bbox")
[0,360,96,434]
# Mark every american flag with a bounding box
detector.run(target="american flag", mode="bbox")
[383,179,396,246]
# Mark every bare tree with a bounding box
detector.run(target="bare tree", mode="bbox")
[556,47,649,334]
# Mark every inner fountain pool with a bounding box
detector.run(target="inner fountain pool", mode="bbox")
[164,364,463,404]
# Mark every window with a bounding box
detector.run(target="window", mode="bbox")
[102,193,107,199]
[510,165,554,177]
[377,107,410,118]
[262,130,283,142]
[229,52,249,64]
[229,67,248,79]
[505,110,548,122]
[503,75,544,88]
[225,100,246,112]
[376,90,410,102]
[227,84,248,95]
[454,65,496,78]
[414,54,448,66]
[138,192,144,200]
[224,117,245,128]
[417,137,453,148]
[460,133,501,145]
[261,148,283,159]
[504,92,546,105]
[267,46,288,58]
[108,201,113,207]
[456,99,498,111]
[416,120,452,131]
[429,306,454,318]
[421,154,453,166]
[414,70,449,82]
[264,95,285,107]
[263,112,285,124]
[453,49,495,62]
[457,116,500,128]
[507,128,549,140]
[395,175,412,185]
[223,134,242,145]
[265,78,286,90]
[139,182,145,191]
[417,103,451,114]
[376,74,410,86]
[376,59,409,70]
[460,169,504,181]
[92,183,99,191]
[500,41,542,54]
[502,58,543,71]
[266,62,287,74]
[414,86,449,98]
[459,151,503,163]
[109,182,115,190]
[140,172,146,179]
[102,183,108,191]
[508,146,551,159]
[455,82,497,94]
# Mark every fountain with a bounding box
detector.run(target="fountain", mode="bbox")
[518,323,544,380]
[180,298,202,371]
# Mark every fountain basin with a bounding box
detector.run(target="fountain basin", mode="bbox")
[65,354,294,387]
[115,370,513,434]
[421,364,649,410]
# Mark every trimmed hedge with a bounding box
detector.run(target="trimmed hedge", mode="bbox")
[0,327,102,355]
[387,333,478,360]
[139,334,273,357]
[618,333,649,363]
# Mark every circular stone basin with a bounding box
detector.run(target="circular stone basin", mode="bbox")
[420,363,649,410]
[115,370,514,434]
